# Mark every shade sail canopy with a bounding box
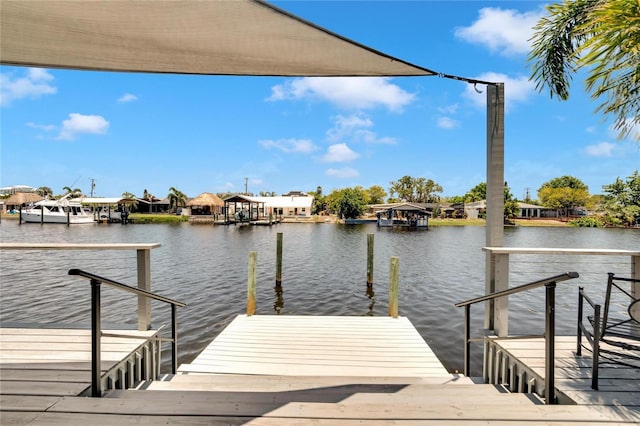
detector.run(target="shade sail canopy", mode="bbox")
[1,0,436,77]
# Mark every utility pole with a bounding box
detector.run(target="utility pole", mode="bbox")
[244,177,248,195]
[89,178,95,197]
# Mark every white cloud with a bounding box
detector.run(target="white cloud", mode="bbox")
[321,143,359,163]
[437,116,460,129]
[26,122,56,132]
[585,142,616,157]
[259,138,318,153]
[57,113,110,141]
[455,7,544,56]
[462,72,535,112]
[118,93,138,103]
[326,167,360,178]
[438,104,459,115]
[354,129,397,144]
[267,77,415,112]
[326,114,396,145]
[326,114,373,142]
[1,67,57,107]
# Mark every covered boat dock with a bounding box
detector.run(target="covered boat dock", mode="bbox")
[376,202,430,228]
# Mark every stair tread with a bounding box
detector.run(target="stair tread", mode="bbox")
[48,394,616,421]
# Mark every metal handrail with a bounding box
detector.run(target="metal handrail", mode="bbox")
[455,271,579,405]
[68,268,186,397]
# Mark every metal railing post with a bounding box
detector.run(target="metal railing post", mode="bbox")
[464,305,470,376]
[592,304,601,390]
[171,304,178,374]
[90,278,102,397]
[544,281,556,404]
[577,287,584,355]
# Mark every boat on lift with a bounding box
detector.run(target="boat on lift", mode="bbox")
[21,193,94,224]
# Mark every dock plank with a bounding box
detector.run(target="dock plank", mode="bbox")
[183,315,451,378]
[492,336,640,422]
[0,327,158,408]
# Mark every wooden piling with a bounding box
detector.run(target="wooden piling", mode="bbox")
[389,256,399,318]
[276,232,283,285]
[247,251,257,315]
[367,233,374,286]
[19,205,22,225]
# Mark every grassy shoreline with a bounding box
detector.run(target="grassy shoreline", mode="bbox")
[0,213,571,227]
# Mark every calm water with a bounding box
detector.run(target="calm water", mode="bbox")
[1,221,637,374]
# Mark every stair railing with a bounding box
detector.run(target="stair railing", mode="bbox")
[68,268,186,397]
[455,271,579,404]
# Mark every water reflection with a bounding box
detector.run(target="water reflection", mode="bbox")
[274,283,284,314]
[366,285,375,316]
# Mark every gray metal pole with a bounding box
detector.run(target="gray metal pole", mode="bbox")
[545,282,556,404]
[91,279,102,397]
[485,83,505,329]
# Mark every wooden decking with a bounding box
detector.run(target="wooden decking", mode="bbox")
[491,336,640,422]
[0,327,157,407]
[179,315,450,377]
[2,321,639,424]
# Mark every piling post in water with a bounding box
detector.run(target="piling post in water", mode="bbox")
[19,206,22,225]
[276,232,283,286]
[66,207,70,226]
[247,251,257,315]
[367,233,374,286]
[389,256,399,318]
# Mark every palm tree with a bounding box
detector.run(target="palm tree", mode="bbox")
[61,186,83,197]
[121,191,138,211]
[142,189,155,213]
[167,187,188,213]
[529,0,640,140]
[36,186,53,198]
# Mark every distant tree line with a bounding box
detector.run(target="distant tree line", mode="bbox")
[22,169,639,226]
[306,170,639,226]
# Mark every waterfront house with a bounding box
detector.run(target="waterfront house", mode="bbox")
[255,192,314,218]
[223,193,313,221]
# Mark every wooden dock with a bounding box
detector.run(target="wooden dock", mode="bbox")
[179,315,450,377]
[1,320,639,424]
[490,336,640,422]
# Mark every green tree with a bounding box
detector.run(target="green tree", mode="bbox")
[503,184,519,222]
[602,170,640,226]
[307,186,328,215]
[167,187,188,213]
[36,186,53,198]
[464,182,486,202]
[366,185,387,204]
[61,186,83,197]
[538,176,590,217]
[389,176,443,203]
[333,187,368,219]
[121,191,139,210]
[142,189,157,213]
[446,195,466,204]
[529,0,640,140]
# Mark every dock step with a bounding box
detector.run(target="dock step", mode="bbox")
[44,388,621,423]
[145,373,477,391]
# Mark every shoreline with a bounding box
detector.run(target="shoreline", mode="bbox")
[0,213,571,227]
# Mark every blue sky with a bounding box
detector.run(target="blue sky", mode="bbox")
[1,1,638,201]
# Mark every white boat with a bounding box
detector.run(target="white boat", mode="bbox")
[21,194,95,224]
